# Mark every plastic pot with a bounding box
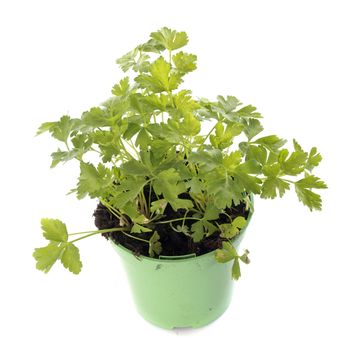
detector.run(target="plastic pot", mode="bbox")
[111,207,253,329]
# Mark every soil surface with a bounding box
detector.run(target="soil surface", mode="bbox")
[94,186,249,258]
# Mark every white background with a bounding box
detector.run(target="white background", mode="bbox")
[0,0,349,349]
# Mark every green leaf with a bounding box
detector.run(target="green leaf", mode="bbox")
[215,241,237,263]
[135,56,182,92]
[280,150,308,175]
[220,216,247,239]
[81,107,108,128]
[131,223,152,233]
[149,231,162,258]
[191,220,217,242]
[254,135,287,153]
[173,90,200,116]
[150,27,188,50]
[306,147,322,172]
[210,122,244,149]
[294,175,327,211]
[33,242,64,273]
[61,243,82,274]
[179,113,201,136]
[51,115,80,144]
[122,159,150,176]
[135,128,151,149]
[189,149,223,172]
[150,199,168,215]
[232,258,241,280]
[243,118,264,141]
[296,175,327,189]
[206,173,240,208]
[295,185,323,211]
[112,77,130,97]
[116,48,138,72]
[153,168,192,210]
[50,149,80,168]
[112,176,148,208]
[217,95,240,113]
[172,52,197,74]
[41,218,68,242]
[36,121,56,136]
[233,105,262,119]
[261,176,290,199]
[260,163,290,199]
[76,162,112,199]
[245,145,267,165]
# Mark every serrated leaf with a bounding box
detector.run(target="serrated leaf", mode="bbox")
[215,241,237,263]
[33,243,64,273]
[149,231,162,258]
[61,243,82,274]
[135,56,182,92]
[153,168,191,210]
[112,176,148,209]
[48,115,80,144]
[206,173,241,209]
[254,135,287,153]
[150,199,168,215]
[172,51,197,74]
[296,175,327,189]
[76,162,112,199]
[295,185,322,211]
[244,118,264,141]
[280,150,308,175]
[220,216,247,239]
[81,107,108,128]
[112,77,130,97]
[116,48,138,72]
[217,95,240,113]
[295,174,326,211]
[150,27,188,50]
[50,149,80,168]
[41,218,68,242]
[306,147,322,172]
[261,176,290,199]
[234,105,262,119]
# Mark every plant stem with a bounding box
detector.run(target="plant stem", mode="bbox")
[198,123,217,149]
[122,231,149,243]
[68,227,127,236]
[156,216,202,225]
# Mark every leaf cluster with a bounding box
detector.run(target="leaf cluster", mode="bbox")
[34,27,327,278]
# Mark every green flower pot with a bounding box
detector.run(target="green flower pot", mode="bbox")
[111,208,253,329]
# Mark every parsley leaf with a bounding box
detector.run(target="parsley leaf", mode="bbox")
[150,27,188,51]
[33,243,64,273]
[61,243,82,274]
[41,218,68,242]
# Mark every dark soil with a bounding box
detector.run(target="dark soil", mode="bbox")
[94,186,249,258]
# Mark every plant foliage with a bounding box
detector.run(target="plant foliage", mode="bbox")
[34,28,326,278]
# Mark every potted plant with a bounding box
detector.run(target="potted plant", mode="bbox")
[33,27,327,329]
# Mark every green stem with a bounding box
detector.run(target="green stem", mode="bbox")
[198,123,217,149]
[157,216,202,225]
[69,227,128,243]
[122,231,149,243]
[68,227,127,236]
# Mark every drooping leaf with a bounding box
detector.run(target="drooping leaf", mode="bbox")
[33,243,64,273]
[60,243,82,274]
[41,218,68,242]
